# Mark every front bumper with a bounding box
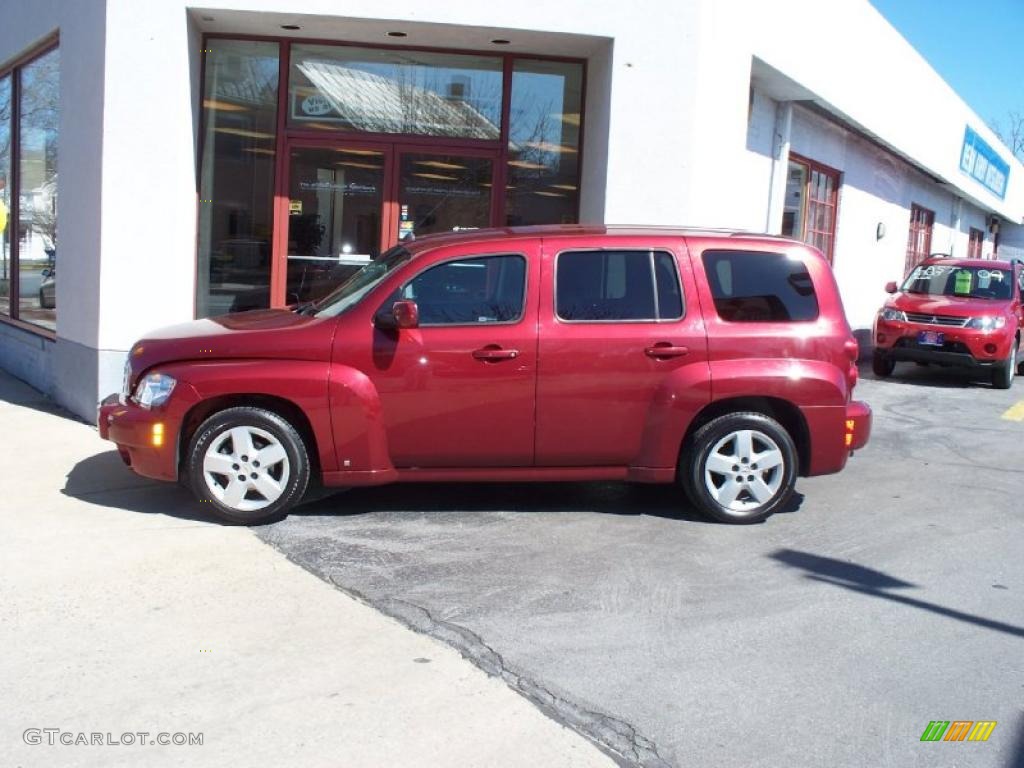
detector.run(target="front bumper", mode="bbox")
[97,388,195,482]
[874,318,1011,369]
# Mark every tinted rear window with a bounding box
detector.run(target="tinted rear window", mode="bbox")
[556,250,684,321]
[702,251,819,322]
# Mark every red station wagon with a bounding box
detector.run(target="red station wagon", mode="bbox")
[873,255,1024,388]
[98,226,871,525]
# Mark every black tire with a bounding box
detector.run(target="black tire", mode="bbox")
[992,340,1017,390]
[680,412,798,524]
[186,406,310,525]
[872,350,895,378]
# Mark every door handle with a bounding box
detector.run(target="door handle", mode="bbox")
[644,343,689,359]
[472,347,520,361]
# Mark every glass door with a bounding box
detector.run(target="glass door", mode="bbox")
[395,150,495,241]
[285,144,388,304]
[276,142,499,306]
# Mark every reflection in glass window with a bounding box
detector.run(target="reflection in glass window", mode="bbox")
[398,153,492,239]
[506,60,583,226]
[17,48,59,330]
[196,40,279,317]
[0,75,11,316]
[289,45,503,138]
[702,251,819,322]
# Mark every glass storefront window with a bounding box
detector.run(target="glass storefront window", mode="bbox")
[505,59,583,226]
[288,45,503,139]
[0,75,11,316]
[17,48,59,330]
[398,152,493,239]
[197,40,280,317]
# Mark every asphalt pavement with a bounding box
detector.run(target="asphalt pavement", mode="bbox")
[257,365,1024,768]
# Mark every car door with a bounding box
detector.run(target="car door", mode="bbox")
[365,240,540,468]
[535,237,711,467]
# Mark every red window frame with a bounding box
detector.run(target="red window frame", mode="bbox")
[905,203,935,274]
[0,34,59,339]
[788,153,841,264]
[200,34,588,310]
[967,227,984,259]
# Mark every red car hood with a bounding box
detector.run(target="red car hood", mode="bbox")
[889,292,1009,317]
[128,309,336,379]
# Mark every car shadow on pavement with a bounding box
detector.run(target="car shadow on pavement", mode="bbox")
[859,360,991,389]
[62,450,211,523]
[296,481,805,525]
[63,450,805,526]
[770,548,1024,639]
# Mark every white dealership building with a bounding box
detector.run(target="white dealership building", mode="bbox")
[1,0,1022,418]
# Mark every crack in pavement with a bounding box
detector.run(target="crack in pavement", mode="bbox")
[258,536,671,768]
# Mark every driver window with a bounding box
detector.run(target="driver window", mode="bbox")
[401,254,527,325]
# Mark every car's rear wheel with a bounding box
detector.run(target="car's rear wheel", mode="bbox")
[681,412,798,524]
[186,407,310,525]
[992,340,1017,390]
[872,350,895,377]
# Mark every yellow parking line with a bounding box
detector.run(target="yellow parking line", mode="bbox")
[1002,401,1024,422]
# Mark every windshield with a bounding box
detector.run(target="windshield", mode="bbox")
[310,246,411,318]
[901,264,1012,300]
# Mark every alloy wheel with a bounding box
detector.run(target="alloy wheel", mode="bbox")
[703,429,785,513]
[202,425,291,511]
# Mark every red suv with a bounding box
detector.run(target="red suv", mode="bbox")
[98,226,870,525]
[873,256,1024,388]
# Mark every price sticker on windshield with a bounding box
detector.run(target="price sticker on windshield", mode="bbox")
[954,270,973,295]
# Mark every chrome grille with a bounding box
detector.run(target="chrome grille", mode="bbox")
[903,312,968,327]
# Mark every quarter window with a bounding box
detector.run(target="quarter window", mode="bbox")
[400,254,526,325]
[702,250,819,322]
[556,250,683,322]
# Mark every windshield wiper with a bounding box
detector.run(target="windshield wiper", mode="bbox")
[293,301,318,316]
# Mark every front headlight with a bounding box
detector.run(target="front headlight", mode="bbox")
[132,373,177,409]
[966,316,1006,331]
[880,308,906,322]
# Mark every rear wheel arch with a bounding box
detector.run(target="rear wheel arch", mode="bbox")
[679,396,811,477]
[178,394,321,481]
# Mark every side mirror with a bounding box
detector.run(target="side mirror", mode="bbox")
[375,300,419,330]
[884,281,898,294]
[41,268,52,278]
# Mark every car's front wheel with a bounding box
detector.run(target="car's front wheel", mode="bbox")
[872,350,895,377]
[682,412,798,524]
[992,339,1018,390]
[186,407,310,525]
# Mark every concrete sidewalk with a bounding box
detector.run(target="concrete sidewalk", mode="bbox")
[0,370,613,768]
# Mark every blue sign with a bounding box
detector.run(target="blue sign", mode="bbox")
[960,126,1009,199]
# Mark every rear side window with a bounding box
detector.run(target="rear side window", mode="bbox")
[556,250,684,321]
[400,254,526,325]
[701,250,819,322]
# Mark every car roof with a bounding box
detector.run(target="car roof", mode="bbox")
[402,224,805,253]
[920,256,1018,269]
